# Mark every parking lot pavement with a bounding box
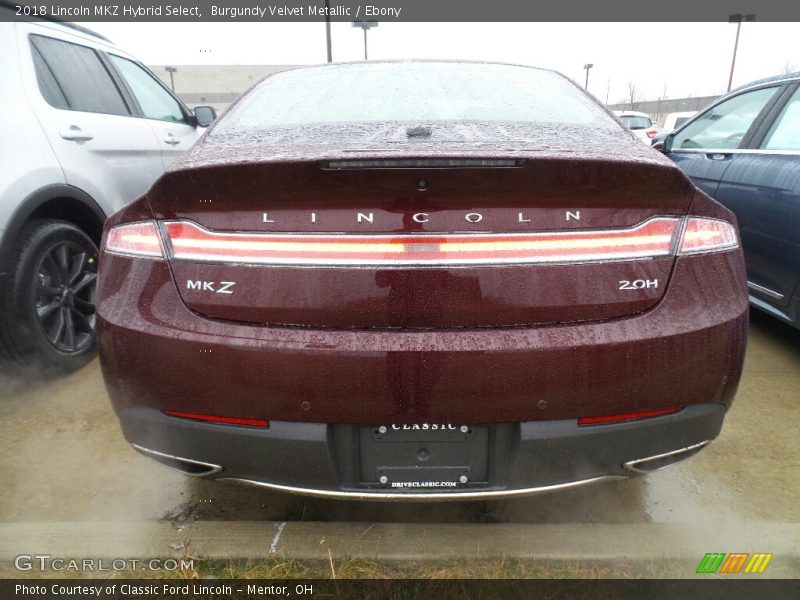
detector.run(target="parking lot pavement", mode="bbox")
[0,309,798,570]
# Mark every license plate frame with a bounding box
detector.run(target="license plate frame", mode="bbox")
[358,424,490,487]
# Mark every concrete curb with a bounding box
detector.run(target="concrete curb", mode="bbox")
[2,521,799,562]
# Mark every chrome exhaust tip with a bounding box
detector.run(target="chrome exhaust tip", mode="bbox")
[623,440,710,474]
[131,443,222,477]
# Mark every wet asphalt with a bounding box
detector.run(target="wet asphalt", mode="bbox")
[0,309,798,566]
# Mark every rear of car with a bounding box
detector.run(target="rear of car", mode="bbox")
[615,110,662,142]
[97,62,748,499]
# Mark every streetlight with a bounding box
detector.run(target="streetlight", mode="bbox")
[352,21,378,60]
[583,63,593,90]
[165,66,177,92]
[324,0,332,62]
[727,13,755,92]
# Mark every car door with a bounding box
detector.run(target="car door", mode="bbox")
[713,84,800,310]
[669,85,783,198]
[105,54,202,169]
[21,30,165,216]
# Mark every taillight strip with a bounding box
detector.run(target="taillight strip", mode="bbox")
[163,218,681,266]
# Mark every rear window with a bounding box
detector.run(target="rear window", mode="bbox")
[620,115,652,130]
[215,62,617,133]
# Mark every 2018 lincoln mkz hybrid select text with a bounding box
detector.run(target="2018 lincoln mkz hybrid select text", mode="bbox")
[97,61,748,499]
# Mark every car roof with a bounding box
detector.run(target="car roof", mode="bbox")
[0,2,112,43]
[731,71,800,93]
[614,111,650,118]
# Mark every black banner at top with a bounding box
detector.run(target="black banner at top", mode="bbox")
[1,0,797,22]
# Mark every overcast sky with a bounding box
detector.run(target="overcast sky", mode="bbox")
[80,21,800,104]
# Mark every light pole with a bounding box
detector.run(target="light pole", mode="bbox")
[353,21,378,60]
[728,14,755,92]
[165,66,177,92]
[324,0,332,62]
[583,63,593,90]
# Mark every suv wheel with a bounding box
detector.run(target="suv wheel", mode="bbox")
[0,219,99,374]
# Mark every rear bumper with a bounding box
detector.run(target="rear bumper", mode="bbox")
[119,403,726,500]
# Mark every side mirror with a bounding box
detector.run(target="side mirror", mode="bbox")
[653,133,674,154]
[193,106,217,127]
[663,133,675,153]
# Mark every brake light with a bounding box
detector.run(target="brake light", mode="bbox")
[646,128,658,138]
[164,410,269,428]
[104,221,164,258]
[162,218,681,266]
[678,218,738,254]
[578,407,682,426]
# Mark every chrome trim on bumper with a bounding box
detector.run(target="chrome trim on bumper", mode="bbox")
[217,474,627,501]
[748,281,784,300]
[623,440,710,474]
[131,443,223,477]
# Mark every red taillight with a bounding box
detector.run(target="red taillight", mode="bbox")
[164,410,269,428]
[107,216,738,264]
[578,407,682,426]
[104,221,164,258]
[646,128,658,138]
[163,218,681,266]
[678,217,738,255]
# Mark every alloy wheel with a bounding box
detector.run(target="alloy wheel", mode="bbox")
[33,241,98,353]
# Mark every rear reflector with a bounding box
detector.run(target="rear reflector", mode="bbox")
[164,410,269,428]
[678,217,738,255]
[104,221,163,258]
[578,407,683,426]
[163,218,681,266]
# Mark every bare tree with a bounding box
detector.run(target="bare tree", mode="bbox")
[783,60,797,74]
[627,82,640,111]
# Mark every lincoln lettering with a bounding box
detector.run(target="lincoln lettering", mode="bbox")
[260,210,582,225]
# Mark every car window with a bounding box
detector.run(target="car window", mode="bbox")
[29,43,68,110]
[674,117,690,128]
[29,35,130,116]
[620,115,651,130]
[217,62,618,132]
[672,87,777,150]
[109,55,185,123]
[761,87,800,151]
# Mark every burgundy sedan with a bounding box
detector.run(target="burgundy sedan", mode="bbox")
[97,61,748,499]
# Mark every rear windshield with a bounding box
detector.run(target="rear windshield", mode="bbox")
[214,62,618,133]
[620,115,652,130]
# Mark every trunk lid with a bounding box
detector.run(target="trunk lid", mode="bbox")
[147,157,694,328]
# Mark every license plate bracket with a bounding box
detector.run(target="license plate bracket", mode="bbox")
[358,425,490,487]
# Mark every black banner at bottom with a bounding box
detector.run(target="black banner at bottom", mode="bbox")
[3,579,800,600]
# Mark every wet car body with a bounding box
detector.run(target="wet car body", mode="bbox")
[97,61,748,499]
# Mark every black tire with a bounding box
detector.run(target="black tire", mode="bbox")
[0,219,99,375]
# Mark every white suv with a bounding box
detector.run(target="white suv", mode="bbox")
[0,16,215,374]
